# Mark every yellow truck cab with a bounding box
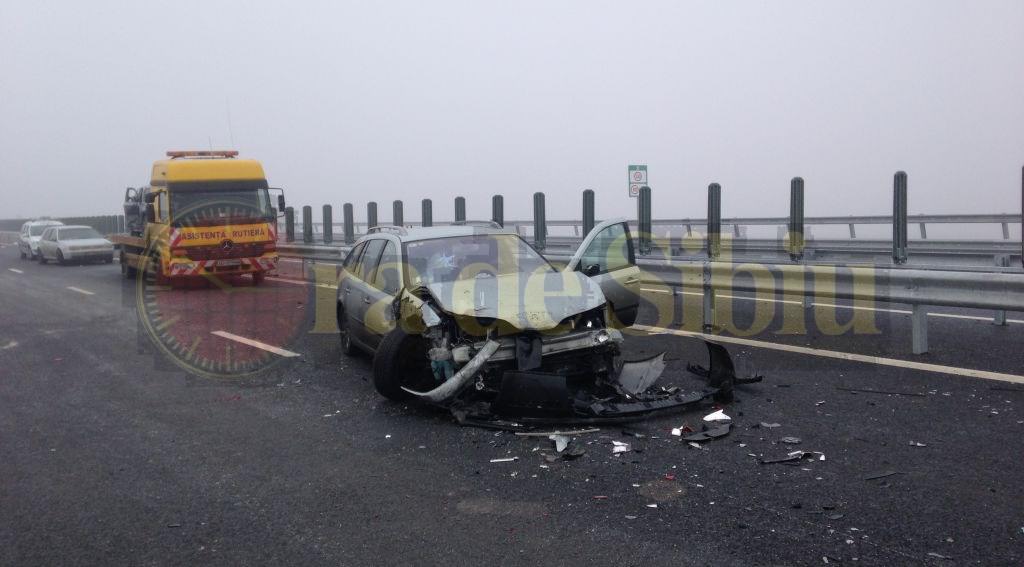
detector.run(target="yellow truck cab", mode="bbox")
[113,151,284,285]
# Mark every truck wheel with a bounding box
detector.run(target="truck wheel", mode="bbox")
[373,327,435,401]
[56,250,66,265]
[252,272,265,285]
[121,252,136,279]
[337,305,359,357]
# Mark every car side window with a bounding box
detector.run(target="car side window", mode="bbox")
[158,192,169,223]
[343,242,366,272]
[358,239,386,282]
[372,242,400,295]
[580,222,633,274]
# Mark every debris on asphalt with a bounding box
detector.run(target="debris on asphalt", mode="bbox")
[681,423,731,442]
[836,386,926,397]
[514,428,600,437]
[927,552,952,560]
[908,441,927,447]
[489,457,519,463]
[611,440,631,454]
[621,427,647,438]
[759,450,824,465]
[560,446,586,461]
[687,442,703,449]
[759,422,782,429]
[646,503,658,508]
[592,495,608,500]
[166,523,181,528]
[549,434,571,453]
[703,409,731,423]
[864,470,903,481]
[779,436,802,444]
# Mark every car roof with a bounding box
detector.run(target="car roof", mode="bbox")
[25,220,63,227]
[55,225,94,231]
[361,224,515,243]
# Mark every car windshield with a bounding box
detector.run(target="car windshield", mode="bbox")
[59,228,103,240]
[170,188,273,226]
[404,234,554,286]
[29,225,51,236]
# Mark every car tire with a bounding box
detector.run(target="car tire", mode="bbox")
[373,327,434,401]
[337,305,358,357]
[38,252,47,264]
[121,252,136,279]
[19,250,26,259]
[56,250,66,265]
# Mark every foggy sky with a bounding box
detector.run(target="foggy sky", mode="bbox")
[1,1,1022,223]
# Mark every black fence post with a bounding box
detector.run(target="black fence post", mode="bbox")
[322,205,333,244]
[422,199,433,227]
[343,203,354,244]
[285,207,295,243]
[788,177,805,261]
[582,189,595,236]
[638,186,652,255]
[533,192,546,251]
[707,183,722,259]
[455,197,466,222]
[367,202,378,231]
[302,206,313,243]
[393,200,404,227]
[492,195,504,227]
[893,171,908,264]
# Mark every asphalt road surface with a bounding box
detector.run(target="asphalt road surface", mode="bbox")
[1,248,1022,566]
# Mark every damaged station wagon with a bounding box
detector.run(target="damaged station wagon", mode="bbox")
[337,220,740,425]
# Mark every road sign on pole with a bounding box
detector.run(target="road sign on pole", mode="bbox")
[628,165,647,197]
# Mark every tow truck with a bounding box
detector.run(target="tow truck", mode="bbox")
[111,151,285,285]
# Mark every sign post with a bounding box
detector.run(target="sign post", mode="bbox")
[628,165,647,198]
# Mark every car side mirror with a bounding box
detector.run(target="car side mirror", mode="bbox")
[583,263,601,277]
[146,203,156,223]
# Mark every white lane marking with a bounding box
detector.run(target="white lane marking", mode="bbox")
[1,340,17,350]
[634,324,1024,384]
[210,330,301,358]
[269,276,337,289]
[67,286,95,296]
[640,288,1023,324]
[8,268,24,274]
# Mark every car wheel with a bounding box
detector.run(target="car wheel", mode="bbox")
[121,252,136,279]
[337,305,358,356]
[38,253,47,264]
[19,250,26,259]
[56,250,66,265]
[373,326,436,401]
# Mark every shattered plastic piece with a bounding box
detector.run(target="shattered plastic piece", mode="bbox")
[592,495,608,500]
[759,451,819,465]
[646,503,658,508]
[779,436,802,444]
[489,457,519,463]
[760,422,782,429]
[561,446,586,460]
[703,409,731,423]
[927,552,952,560]
[671,428,682,436]
[549,434,570,453]
[682,424,731,442]
[836,386,926,397]
[621,427,647,438]
[614,353,667,395]
[514,428,600,437]
[611,440,631,454]
[908,441,927,447]
[688,442,702,449]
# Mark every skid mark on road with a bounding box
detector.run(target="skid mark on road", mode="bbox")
[210,330,301,357]
[8,268,24,274]
[635,324,1024,384]
[67,286,95,296]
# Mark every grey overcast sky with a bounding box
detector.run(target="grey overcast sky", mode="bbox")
[1,1,1022,222]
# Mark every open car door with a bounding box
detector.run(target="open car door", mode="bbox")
[565,219,641,327]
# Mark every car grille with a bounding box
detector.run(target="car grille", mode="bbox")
[185,242,266,261]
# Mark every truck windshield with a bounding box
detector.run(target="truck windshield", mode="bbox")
[404,234,554,286]
[170,188,273,226]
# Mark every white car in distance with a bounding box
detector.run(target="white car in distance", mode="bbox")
[18,219,63,260]
[37,225,114,265]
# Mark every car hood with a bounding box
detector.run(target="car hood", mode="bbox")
[424,270,606,331]
[63,238,111,247]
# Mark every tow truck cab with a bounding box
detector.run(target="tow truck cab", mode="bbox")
[116,151,284,283]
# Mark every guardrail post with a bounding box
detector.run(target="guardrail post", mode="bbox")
[911,304,929,354]
[343,203,354,244]
[707,183,722,259]
[393,200,404,226]
[367,202,378,230]
[582,189,595,235]
[893,171,908,264]
[455,196,466,222]
[533,192,546,251]
[702,262,715,332]
[284,207,295,242]
[322,205,333,244]
[492,195,504,227]
[994,255,1010,325]
[422,199,433,227]
[788,177,805,261]
[302,206,313,243]
[638,186,652,255]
